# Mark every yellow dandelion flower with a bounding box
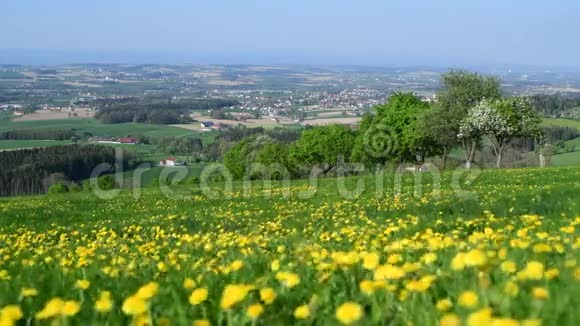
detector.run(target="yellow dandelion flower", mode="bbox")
[532,287,549,300]
[220,284,248,309]
[122,295,148,316]
[61,301,81,317]
[95,291,113,313]
[36,298,65,320]
[464,249,487,267]
[136,282,159,300]
[20,288,38,298]
[0,305,23,321]
[183,278,196,290]
[75,279,90,290]
[294,305,310,319]
[335,302,363,325]
[189,288,209,305]
[467,308,492,326]
[436,298,453,312]
[259,288,276,305]
[440,313,461,326]
[246,304,264,319]
[491,318,520,326]
[362,252,380,270]
[192,319,210,326]
[458,291,479,308]
[374,264,405,280]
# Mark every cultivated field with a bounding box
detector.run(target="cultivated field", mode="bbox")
[14,109,95,121]
[0,167,579,325]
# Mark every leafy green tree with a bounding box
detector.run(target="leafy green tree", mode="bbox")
[223,136,278,180]
[289,124,355,176]
[420,105,456,168]
[352,92,437,167]
[437,70,502,168]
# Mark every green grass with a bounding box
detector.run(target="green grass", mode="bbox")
[0,118,200,139]
[0,167,579,324]
[542,118,580,130]
[551,150,580,166]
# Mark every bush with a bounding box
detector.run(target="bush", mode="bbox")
[98,175,117,190]
[48,183,69,194]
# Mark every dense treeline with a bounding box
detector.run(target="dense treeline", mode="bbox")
[0,145,131,197]
[0,129,78,141]
[95,99,239,124]
[530,94,580,118]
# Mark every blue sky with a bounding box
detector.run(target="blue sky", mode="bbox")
[1,0,579,67]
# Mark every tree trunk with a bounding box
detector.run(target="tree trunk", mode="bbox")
[496,149,503,168]
[464,140,477,169]
[539,154,545,167]
[442,146,448,169]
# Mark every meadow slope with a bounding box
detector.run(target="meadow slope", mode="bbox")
[0,167,579,325]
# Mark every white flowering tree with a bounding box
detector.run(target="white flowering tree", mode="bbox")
[459,97,542,168]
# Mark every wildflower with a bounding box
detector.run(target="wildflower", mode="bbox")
[294,305,310,319]
[519,261,544,280]
[220,284,249,309]
[451,253,466,271]
[246,304,264,319]
[500,261,517,273]
[491,318,520,326]
[259,288,276,305]
[75,279,90,290]
[193,320,210,326]
[62,301,81,316]
[467,308,492,326]
[362,252,380,270]
[464,249,487,267]
[189,288,208,305]
[36,298,65,319]
[136,282,159,300]
[122,295,148,315]
[359,280,376,295]
[0,305,23,322]
[440,314,461,326]
[335,302,363,325]
[521,319,542,326]
[276,272,300,288]
[20,288,38,298]
[95,291,113,313]
[183,278,196,290]
[421,252,437,264]
[458,291,479,308]
[374,264,405,280]
[532,287,549,300]
[436,298,453,312]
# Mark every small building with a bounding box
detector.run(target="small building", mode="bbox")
[159,157,176,167]
[200,121,214,128]
[118,137,137,144]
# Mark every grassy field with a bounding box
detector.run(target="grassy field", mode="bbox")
[0,167,579,325]
[0,118,200,139]
[542,118,580,130]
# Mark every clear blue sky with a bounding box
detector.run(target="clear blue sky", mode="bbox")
[1,0,579,67]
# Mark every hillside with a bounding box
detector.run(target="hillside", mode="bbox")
[0,167,579,324]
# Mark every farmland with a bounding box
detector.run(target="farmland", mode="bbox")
[0,167,579,325]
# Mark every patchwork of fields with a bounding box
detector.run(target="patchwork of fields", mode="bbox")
[0,167,579,325]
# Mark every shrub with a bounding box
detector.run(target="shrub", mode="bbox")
[48,183,69,194]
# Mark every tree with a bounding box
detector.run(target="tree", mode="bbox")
[223,136,278,180]
[289,125,355,176]
[437,70,502,169]
[459,97,543,168]
[419,105,456,168]
[352,92,437,168]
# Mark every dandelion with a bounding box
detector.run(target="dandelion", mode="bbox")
[294,305,310,319]
[440,313,461,326]
[62,301,81,317]
[136,282,159,300]
[192,319,210,326]
[20,288,38,298]
[436,298,453,312]
[95,291,113,313]
[532,287,549,300]
[362,252,380,270]
[335,302,363,325]
[246,304,264,319]
[467,308,492,326]
[122,295,148,315]
[259,288,276,305]
[189,288,208,305]
[36,298,65,320]
[458,291,479,308]
[220,284,249,309]
[75,279,91,290]
[183,278,196,290]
